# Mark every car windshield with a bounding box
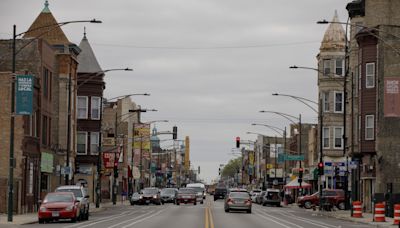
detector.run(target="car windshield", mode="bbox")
[161,189,176,194]
[143,188,159,194]
[56,189,82,198]
[189,187,204,193]
[178,188,195,194]
[44,194,73,203]
[229,192,250,199]
[266,191,279,200]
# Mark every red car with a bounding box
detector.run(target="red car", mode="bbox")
[176,188,197,205]
[297,189,345,210]
[38,192,80,223]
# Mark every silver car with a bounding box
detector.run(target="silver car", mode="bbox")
[224,191,252,213]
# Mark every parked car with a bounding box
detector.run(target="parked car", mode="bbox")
[262,189,281,206]
[55,185,89,220]
[224,191,252,213]
[214,183,227,201]
[140,188,161,205]
[255,191,266,204]
[130,192,141,205]
[176,188,197,205]
[38,192,80,223]
[160,188,178,204]
[297,189,345,210]
[249,189,261,202]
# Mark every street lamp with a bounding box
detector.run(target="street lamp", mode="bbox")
[7,18,101,222]
[259,110,302,188]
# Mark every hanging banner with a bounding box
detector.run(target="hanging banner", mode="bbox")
[384,78,400,117]
[133,123,151,150]
[16,75,34,115]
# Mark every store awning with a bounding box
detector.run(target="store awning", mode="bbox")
[284,177,312,189]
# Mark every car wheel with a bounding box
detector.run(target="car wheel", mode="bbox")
[247,209,252,214]
[130,201,134,206]
[38,219,45,224]
[304,201,312,209]
[177,202,180,205]
[71,216,77,223]
[200,200,204,204]
[194,202,197,205]
[262,202,266,206]
[337,202,345,210]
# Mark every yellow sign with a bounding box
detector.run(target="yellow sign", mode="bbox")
[266,164,274,169]
[133,123,150,150]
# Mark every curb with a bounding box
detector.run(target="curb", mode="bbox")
[315,211,396,228]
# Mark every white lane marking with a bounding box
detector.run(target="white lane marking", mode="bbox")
[120,208,168,228]
[255,210,304,228]
[273,210,335,228]
[106,210,157,228]
[254,211,293,228]
[64,210,138,228]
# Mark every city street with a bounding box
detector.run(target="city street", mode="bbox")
[2,197,374,228]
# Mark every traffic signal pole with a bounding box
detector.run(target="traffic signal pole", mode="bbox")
[319,98,324,210]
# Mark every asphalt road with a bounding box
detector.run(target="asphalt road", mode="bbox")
[5,196,374,228]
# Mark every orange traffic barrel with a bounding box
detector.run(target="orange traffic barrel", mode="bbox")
[374,203,385,222]
[394,204,400,225]
[352,201,362,218]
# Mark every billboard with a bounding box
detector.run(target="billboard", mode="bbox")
[133,123,151,150]
[384,78,400,117]
[16,75,34,115]
[103,152,120,169]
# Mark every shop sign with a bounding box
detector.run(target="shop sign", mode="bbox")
[40,152,53,173]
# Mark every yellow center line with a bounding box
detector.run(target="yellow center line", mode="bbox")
[205,207,209,228]
[208,206,215,228]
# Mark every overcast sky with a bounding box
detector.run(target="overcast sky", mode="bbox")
[0,0,351,183]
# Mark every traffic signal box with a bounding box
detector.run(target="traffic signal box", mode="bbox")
[318,162,324,176]
[236,137,240,148]
[298,168,303,184]
[173,126,178,140]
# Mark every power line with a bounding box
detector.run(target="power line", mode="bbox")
[92,40,319,50]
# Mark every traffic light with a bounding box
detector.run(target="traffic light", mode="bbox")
[173,126,177,140]
[318,162,324,175]
[218,168,221,176]
[236,137,240,148]
[299,168,303,179]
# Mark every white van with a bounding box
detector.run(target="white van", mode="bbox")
[186,183,206,201]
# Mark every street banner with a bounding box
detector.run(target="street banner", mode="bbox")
[133,149,141,166]
[40,152,53,173]
[16,75,34,115]
[103,152,120,168]
[133,123,151,149]
[384,78,400,117]
[278,154,285,163]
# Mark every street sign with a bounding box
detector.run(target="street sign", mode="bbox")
[15,75,33,115]
[284,155,305,161]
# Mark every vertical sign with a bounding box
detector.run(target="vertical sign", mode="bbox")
[384,78,400,117]
[16,75,33,115]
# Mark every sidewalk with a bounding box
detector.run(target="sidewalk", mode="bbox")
[0,200,130,225]
[315,209,398,227]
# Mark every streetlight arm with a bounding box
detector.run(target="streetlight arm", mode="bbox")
[259,110,298,124]
[272,93,318,113]
[251,123,284,136]
[105,93,150,102]
[77,68,133,89]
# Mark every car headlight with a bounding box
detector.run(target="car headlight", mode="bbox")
[153,195,158,199]
[139,196,143,199]
[40,207,47,212]
[65,205,74,212]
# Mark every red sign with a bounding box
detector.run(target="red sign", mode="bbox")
[103,152,120,169]
[384,78,400,117]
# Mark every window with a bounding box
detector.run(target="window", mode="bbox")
[322,91,330,112]
[77,96,88,119]
[366,63,375,88]
[334,127,343,149]
[335,59,344,76]
[90,132,100,154]
[91,97,101,120]
[323,127,330,149]
[365,115,375,140]
[334,91,344,113]
[42,115,48,145]
[323,59,331,76]
[77,132,87,154]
